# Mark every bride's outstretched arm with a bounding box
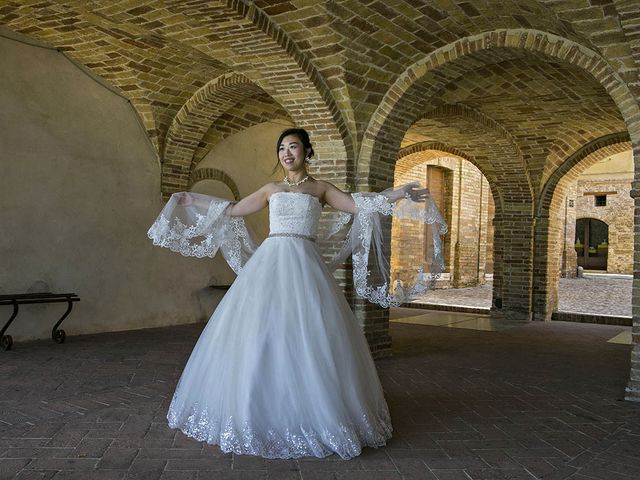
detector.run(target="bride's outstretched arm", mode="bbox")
[174,187,268,216]
[322,181,430,213]
[323,182,357,213]
[225,185,270,216]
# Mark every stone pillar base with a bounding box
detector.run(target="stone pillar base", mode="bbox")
[625,382,640,402]
[490,307,532,323]
[625,344,640,402]
[352,299,392,359]
[532,310,553,322]
[368,335,393,360]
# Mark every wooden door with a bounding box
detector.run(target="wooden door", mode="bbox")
[424,166,445,267]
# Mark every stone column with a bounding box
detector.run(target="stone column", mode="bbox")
[358,214,394,359]
[531,215,559,321]
[490,208,535,322]
[451,161,485,288]
[352,300,392,359]
[531,190,578,321]
[562,186,578,278]
[625,178,640,401]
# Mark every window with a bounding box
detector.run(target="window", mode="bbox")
[595,195,606,207]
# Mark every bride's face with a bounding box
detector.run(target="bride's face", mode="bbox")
[278,134,308,172]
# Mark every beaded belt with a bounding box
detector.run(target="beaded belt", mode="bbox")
[268,233,316,242]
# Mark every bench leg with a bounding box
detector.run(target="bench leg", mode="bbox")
[51,299,73,344]
[1,302,18,350]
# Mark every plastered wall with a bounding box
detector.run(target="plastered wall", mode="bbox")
[0,36,243,341]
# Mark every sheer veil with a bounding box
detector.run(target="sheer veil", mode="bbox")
[147,192,256,274]
[325,183,448,308]
[148,185,448,308]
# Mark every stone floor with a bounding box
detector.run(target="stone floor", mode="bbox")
[1,316,639,479]
[416,274,633,317]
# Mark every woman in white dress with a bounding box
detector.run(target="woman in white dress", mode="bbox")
[148,128,447,460]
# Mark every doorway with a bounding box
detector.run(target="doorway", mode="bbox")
[424,165,450,270]
[575,218,608,270]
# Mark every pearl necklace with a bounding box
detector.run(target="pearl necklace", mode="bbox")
[284,175,309,187]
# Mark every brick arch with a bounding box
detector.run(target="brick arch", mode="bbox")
[397,140,502,207]
[356,28,640,324]
[190,168,240,201]
[190,92,293,172]
[201,0,353,181]
[359,28,640,179]
[161,73,264,196]
[397,154,457,175]
[1,1,353,172]
[417,105,527,203]
[396,105,527,210]
[357,29,639,327]
[398,141,474,163]
[532,135,632,322]
[422,106,520,153]
[397,151,461,178]
[537,132,632,216]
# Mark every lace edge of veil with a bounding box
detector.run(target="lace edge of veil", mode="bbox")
[147,192,256,275]
[327,186,448,308]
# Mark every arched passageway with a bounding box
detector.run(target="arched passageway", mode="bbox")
[2,3,640,401]
[355,29,640,399]
[534,138,632,320]
[392,144,495,293]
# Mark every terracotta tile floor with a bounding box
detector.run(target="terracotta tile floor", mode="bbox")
[1,316,638,479]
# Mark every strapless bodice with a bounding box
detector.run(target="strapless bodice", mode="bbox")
[268,191,322,237]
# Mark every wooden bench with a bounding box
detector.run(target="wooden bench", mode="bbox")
[0,293,80,350]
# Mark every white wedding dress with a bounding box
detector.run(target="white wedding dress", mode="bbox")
[148,189,447,459]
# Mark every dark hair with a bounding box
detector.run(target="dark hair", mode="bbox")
[273,128,315,174]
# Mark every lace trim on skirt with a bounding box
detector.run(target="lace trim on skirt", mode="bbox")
[167,401,392,460]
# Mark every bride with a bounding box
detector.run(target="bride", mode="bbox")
[148,128,447,460]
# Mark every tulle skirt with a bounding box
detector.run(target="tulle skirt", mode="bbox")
[167,236,393,459]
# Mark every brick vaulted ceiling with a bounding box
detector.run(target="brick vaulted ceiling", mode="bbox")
[1,0,638,199]
[403,55,627,196]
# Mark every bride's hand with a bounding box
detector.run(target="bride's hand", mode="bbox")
[175,192,194,206]
[404,183,430,202]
